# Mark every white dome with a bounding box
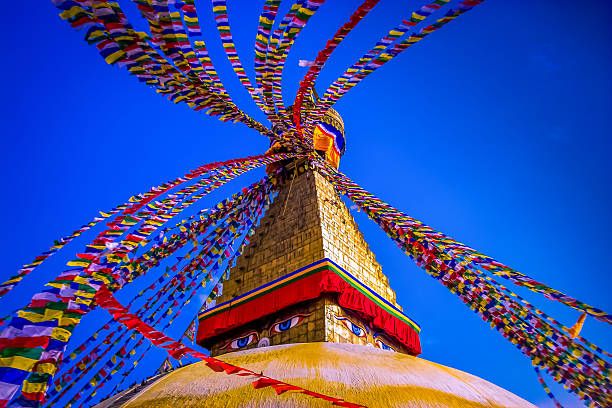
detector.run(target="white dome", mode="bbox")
[120,343,536,408]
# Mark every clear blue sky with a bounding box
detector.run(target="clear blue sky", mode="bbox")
[1,1,611,407]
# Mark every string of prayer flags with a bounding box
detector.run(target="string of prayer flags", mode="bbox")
[313,156,611,407]
[314,157,611,325]
[43,177,274,407]
[76,185,275,407]
[254,0,281,114]
[159,357,173,373]
[64,251,207,407]
[265,0,326,129]
[535,367,565,408]
[78,176,275,405]
[34,1,606,406]
[293,0,380,135]
[0,152,291,301]
[306,0,482,137]
[0,153,295,407]
[93,285,367,408]
[51,0,485,152]
[49,265,190,389]
[177,1,202,37]
[304,0,450,132]
[259,1,303,127]
[53,0,273,137]
[185,319,196,343]
[212,0,268,113]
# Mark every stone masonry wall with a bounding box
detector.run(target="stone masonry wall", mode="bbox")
[218,162,325,302]
[314,171,399,308]
[207,159,405,355]
[218,162,398,307]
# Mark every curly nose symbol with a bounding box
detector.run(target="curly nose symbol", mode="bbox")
[258,337,270,348]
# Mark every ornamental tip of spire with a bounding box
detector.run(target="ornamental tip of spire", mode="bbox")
[321,107,345,138]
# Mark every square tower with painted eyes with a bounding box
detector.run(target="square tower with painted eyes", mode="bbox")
[196,109,421,357]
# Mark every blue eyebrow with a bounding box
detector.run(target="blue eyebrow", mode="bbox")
[269,313,309,331]
[335,315,369,334]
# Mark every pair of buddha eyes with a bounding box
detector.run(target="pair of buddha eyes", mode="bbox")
[335,316,395,352]
[222,314,307,350]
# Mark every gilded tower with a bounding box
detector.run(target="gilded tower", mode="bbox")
[196,106,421,357]
[198,158,420,356]
[121,107,536,408]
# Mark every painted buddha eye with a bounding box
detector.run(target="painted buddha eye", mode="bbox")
[223,332,258,350]
[336,316,367,338]
[271,315,306,333]
[375,339,395,352]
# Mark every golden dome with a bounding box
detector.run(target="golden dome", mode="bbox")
[121,343,535,408]
[319,107,345,139]
[285,103,345,140]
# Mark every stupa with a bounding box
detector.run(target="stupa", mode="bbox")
[112,106,536,408]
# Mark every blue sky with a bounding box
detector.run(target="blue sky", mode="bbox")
[1,1,611,407]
